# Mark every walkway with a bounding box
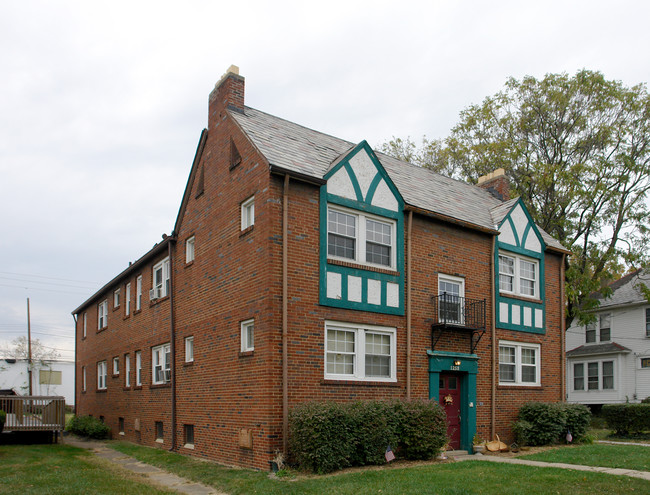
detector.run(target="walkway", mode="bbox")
[64,436,225,495]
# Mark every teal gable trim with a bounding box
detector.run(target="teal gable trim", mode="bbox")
[320,141,405,316]
[495,199,547,334]
[428,351,478,452]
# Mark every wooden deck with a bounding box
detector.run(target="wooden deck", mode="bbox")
[0,396,66,432]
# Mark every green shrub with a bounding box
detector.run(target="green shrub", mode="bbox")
[66,415,111,439]
[289,399,446,473]
[0,410,6,424]
[602,404,650,435]
[641,397,650,404]
[558,403,591,441]
[511,419,534,446]
[514,402,590,446]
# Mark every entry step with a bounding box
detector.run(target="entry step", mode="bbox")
[445,450,469,457]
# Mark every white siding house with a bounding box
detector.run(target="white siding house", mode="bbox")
[0,358,75,405]
[566,270,650,405]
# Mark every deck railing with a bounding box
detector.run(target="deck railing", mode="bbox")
[0,396,66,432]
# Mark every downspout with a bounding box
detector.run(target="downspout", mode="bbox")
[490,235,496,439]
[72,314,77,414]
[560,254,566,402]
[406,211,413,400]
[168,239,177,451]
[282,175,289,453]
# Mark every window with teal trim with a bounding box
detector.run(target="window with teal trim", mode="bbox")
[498,252,539,298]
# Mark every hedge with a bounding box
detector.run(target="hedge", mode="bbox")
[512,402,591,446]
[66,415,111,439]
[602,404,650,435]
[289,399,446,473]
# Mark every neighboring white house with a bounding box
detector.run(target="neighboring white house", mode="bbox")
[0,358,75,405]
[566,269,650,406]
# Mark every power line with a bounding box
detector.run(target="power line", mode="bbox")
[0,276,97,290]
[0,283,93,296]
[0,271,99,285]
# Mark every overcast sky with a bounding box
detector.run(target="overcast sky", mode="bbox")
[1,0,649,362]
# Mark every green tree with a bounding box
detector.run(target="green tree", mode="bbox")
[379,70,650,324]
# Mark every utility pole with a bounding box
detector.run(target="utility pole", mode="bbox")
[27,297,33,395]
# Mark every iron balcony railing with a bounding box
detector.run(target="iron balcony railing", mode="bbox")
[431,294,486,330]
[0,395,66,432]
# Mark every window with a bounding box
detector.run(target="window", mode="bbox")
[641,357,650,368]
[136,275,142,311]
[155,421,164,442]
[82,312,87,338]
[586,313,611,344]
[97,361,107,390]
[241,196,255,230]
[324,321,396,382]
[39,370,62,385]
[327,206,396,269]
[498,253,538,298]
[573,360,615,391]
[185,336,194,363]
[498,341,540,386]
[241,320,254,352]
[114,288,121,308]
[184,424,195,448]
[125,283,131,316]
[125,354,131,387]
[151,257,170,299]
[119,417,125,435]
[438,275,465,324]
[98,300,108,329]
[112,357,119,375]
[82,366,86,392]
[646,308,650,337]
[186,236,195,263]
[152,344,171,384]
[135,351,142,386]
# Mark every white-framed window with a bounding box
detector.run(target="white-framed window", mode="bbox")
[152,343,171,384]
[114,288,121,308]
[498,252,539,298]
[155,421,164,442]
[97,361,107,390]
[125,283,131,316]
[82,366,86,392]
[324,321,396,382]
[586,313,612,344]
[125,354,131,387]
[185,336,194,363]
[327,206,396,269]
[241,196,255,230]
[97,300,108,329]
[438,274,465,324]
[646,308,650,337]
[186,236,195,263]
[151,257,170,299]
[136,275,142,311]
[498,341,540,386]
[82,312,87,338]
[573,360,615,391]
[135,351,142,386]
[112,356,119,375]
[241,319,254,352]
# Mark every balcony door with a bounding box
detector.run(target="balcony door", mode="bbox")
[439,275,465,325]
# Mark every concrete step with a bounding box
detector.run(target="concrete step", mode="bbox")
[445,450,469,457]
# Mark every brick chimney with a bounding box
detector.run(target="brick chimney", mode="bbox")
[208,65,245,128]
[477,168,510,201]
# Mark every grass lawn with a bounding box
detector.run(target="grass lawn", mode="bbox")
[0,444,171,495]
[520,443,650,472]
[112,441,650,494]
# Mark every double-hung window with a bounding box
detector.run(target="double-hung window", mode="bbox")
[498,253,538,298]
[112,357,119,375]
[136,275,142,311]
[97,361,107,390]
[327,207,395,269]
[82,312,87,338]
[125,354,131,387]
[186,236,195,263]
[586,313,611,344]
[498,341,540,386]
[438,275,465,324]
[241,196,255,230]
[97,300,108,329]
[135,351,142,386]
[125,283,131,316]
[152,258,170,299]
[574,360,614,391]
[114,288,120,308]
[152,344,171,384]
[185,336,194,362]
[241,320,254,352]
[324,321,396,382]
[82,366,86,392]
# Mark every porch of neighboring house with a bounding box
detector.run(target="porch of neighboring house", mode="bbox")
[0,395,66,441]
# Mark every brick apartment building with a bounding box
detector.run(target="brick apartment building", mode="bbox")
[73,66,569,470]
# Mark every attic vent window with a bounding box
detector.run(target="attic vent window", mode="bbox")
[230,138,242,169]
[195,164,205,198]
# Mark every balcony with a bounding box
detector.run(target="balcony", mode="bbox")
[431,294,486,354]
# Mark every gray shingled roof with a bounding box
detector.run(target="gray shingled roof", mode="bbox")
[232,106,567,250]
[567,342,632,357]
[595,270,650,308]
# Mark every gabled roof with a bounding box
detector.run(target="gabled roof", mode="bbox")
[593,269,650,309]
[567,342,632,357]
[231,106,568,250]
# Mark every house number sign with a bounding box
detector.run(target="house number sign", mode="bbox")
[450,365,460,370]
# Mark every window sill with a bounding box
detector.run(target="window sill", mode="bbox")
[123,314,131,321]
[239,350,254,358]
[96,326,108,334]
[119,432,125,436]
[183,443,195,450]
[499,293,542,304]
[185,261,194,268]
[497,384,542,389]
[112,305,121,312]
[96,389,107,393]
[133,309,142,316]
[112,374,119,379]
[123,386,131,391]
[321,379,401,387]
[327,258,399,276]
[134,385,143,390]
[239,225,254,237]
[150,383,171,389]
[155,438,164,444]
[183,361,194,367]
[150,295,170,306]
